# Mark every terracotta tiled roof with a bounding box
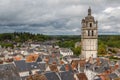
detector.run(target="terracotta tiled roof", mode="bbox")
[26,74,47,80]
[76,73,88,80]
[49,64,58,72]
[99,74,110,80]
[79,59,86,67]
[114,78,120,80]
[71,60,79,69]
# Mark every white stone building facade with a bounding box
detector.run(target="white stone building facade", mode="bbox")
[60,48,73,56]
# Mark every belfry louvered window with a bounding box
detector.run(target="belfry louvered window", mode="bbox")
[88,30,90,36]
[90,23,92,27]
[92,30,94,36]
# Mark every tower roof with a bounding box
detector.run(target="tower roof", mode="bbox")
[82,7,95,22]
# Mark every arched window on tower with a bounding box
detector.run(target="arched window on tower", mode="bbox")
[90,23,92,27]
[88,30,90,36]
[92,30,94,36]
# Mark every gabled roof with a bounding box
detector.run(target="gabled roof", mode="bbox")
[0,63,21,80]
[44,72,60,80]
[26,62,46,71]
[60,64,73,72]
[76,73,88,80]
[60,71,74,80]
[36,56,42,62]
[86,58,110,73]
[26,62,40,70]
[108,73,118,79]
[14,60,28,72]
[49,64,58,72]
[60,65,65,71]
[39,62,46,71]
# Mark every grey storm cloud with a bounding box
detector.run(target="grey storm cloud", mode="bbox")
[0,0,119,35]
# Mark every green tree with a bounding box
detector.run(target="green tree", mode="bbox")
[98,43,107,56]
[72,46,81,56]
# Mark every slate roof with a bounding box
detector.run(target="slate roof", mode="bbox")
[108,73,118,79]
[44,72,60,80]
[36,56,42,62]
[27,49,34,53]
[117,69,120,73]
[0,63,21,80]
[26,62,46,71]
[48,57,59,64]
[86,58,110,73]
[60,71,74,80]
[94,79,101,80]
[26,62,40,70]
[14,60,28,72]
[60,64,73,72]
[14,60,46,74]
[36,70,44,74]
[39,62,46,71]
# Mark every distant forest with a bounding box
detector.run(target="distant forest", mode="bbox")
[0,32,52,42]
[0,32,120,49]
[0,32,52,48]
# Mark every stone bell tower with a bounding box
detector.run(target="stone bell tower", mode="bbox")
[81,7,98,59]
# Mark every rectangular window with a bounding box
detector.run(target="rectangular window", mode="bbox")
[90,23,92,27]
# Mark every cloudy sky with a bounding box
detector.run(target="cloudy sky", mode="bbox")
[0,0,120,35]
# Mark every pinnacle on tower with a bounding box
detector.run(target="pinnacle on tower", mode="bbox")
[88,6,91,16]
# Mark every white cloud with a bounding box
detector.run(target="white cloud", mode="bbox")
[103,7,114,13]
[101,26,111,30]
[0,0,119,35]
